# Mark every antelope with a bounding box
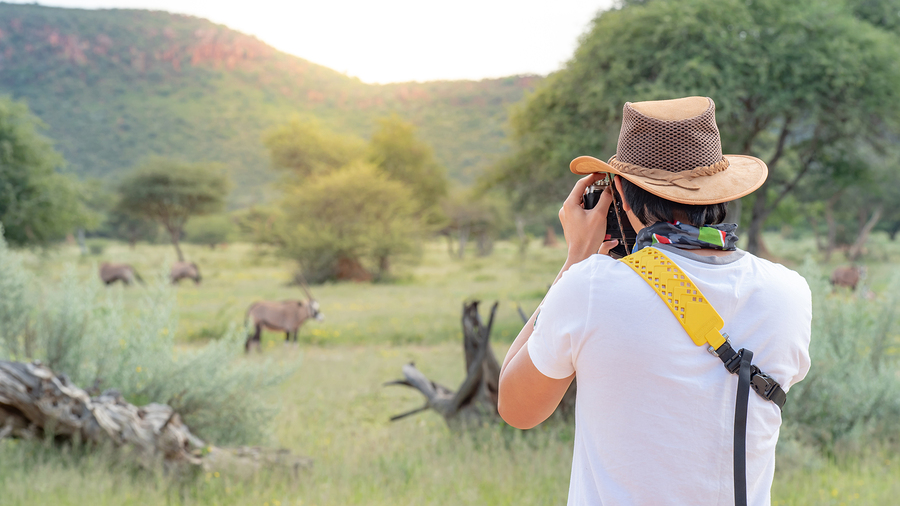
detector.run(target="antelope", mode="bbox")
[244,277,323,352]
[170,261,202,285]
[99,262,144,286]
[831,265,866,291]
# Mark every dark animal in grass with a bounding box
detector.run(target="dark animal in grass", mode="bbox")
[99,262,144,286]
[244,299,323,352]
[831,266,866,290]
[170,261,202,285]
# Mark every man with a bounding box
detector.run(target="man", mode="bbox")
[498,96,811,506]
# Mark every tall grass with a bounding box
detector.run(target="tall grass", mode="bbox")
[783,260,900,456]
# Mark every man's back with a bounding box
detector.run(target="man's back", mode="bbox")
[528,245,812,506]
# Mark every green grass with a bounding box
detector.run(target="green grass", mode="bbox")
[4,233,900,504]
[772,454,900,506]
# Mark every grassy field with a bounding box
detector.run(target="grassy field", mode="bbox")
[22,240,562,347]
[2,234,899,505]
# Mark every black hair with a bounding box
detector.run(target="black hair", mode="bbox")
[619,178,728,226]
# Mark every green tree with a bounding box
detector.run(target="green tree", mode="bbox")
[233,205,282,246]
[117,158,229,261]
[104,203,159,248]
[441,188,510,258]
[0,96,87,246]
[263,117,367,179]
[264,116,449,279]
[368,115,448,224]
[279,162,420,282]
[487,0,900,255]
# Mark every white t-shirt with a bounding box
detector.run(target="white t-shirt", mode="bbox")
[528,245,812,506]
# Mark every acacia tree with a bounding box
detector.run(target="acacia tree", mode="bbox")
[117,158,229,261]
[487,0,900,255]
[0,96,87,246]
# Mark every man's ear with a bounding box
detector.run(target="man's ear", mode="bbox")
[614,175,648,233]
[613,175,632,212]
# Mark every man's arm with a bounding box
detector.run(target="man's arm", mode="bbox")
[498,173,616,429]
[498,310,574,429]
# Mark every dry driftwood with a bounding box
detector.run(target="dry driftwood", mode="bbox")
[386,300,501,428]
[386,300,576,428]
[0,360,310,475]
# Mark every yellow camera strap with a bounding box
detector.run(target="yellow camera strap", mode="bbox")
[620,247,728,350]
[620,246,786,506]
[619,247,786,407]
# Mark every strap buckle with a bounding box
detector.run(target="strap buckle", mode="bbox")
[749,368,786,408]
[706,333,730,357]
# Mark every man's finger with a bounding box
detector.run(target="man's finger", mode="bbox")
[564,173,606,208]
[598,239,619,256]
[593,186,614,214]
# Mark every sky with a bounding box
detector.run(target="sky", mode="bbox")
[5,0,614,83]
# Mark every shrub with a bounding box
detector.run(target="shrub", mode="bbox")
[0,225,36,360]
[0,228,292,446]
[184,213,234,248]
[86,239,105,256]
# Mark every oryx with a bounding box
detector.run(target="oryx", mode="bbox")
[244,277,324,352]
[99,262,144,286]
[170,261,202,285]
[831,265,866,290]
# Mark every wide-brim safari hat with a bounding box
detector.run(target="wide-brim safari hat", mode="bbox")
[570,96,767,205]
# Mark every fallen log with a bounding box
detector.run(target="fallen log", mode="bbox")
[0,360,310,474]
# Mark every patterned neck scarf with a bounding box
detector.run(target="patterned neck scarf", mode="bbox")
[634,221,739,252]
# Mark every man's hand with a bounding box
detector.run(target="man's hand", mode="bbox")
[558,173,619,267]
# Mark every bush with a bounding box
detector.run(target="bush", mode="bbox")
[86,239,105,256]
[184,213,234,248]
[0,228,292,445]
[0,225,36,360]
[784,260,900,455]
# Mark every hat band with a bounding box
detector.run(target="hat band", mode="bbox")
[609,156,730,190]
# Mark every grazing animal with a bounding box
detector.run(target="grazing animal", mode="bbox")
[99,262,143,286]
[831,265,866,290]
[245,282,323,352]
[170,261,202,285]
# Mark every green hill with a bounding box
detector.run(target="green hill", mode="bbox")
[0,3,541,206]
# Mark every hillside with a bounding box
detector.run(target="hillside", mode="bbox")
[0,3,541,206]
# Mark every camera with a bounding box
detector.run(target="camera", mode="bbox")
[582,174,637,259]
